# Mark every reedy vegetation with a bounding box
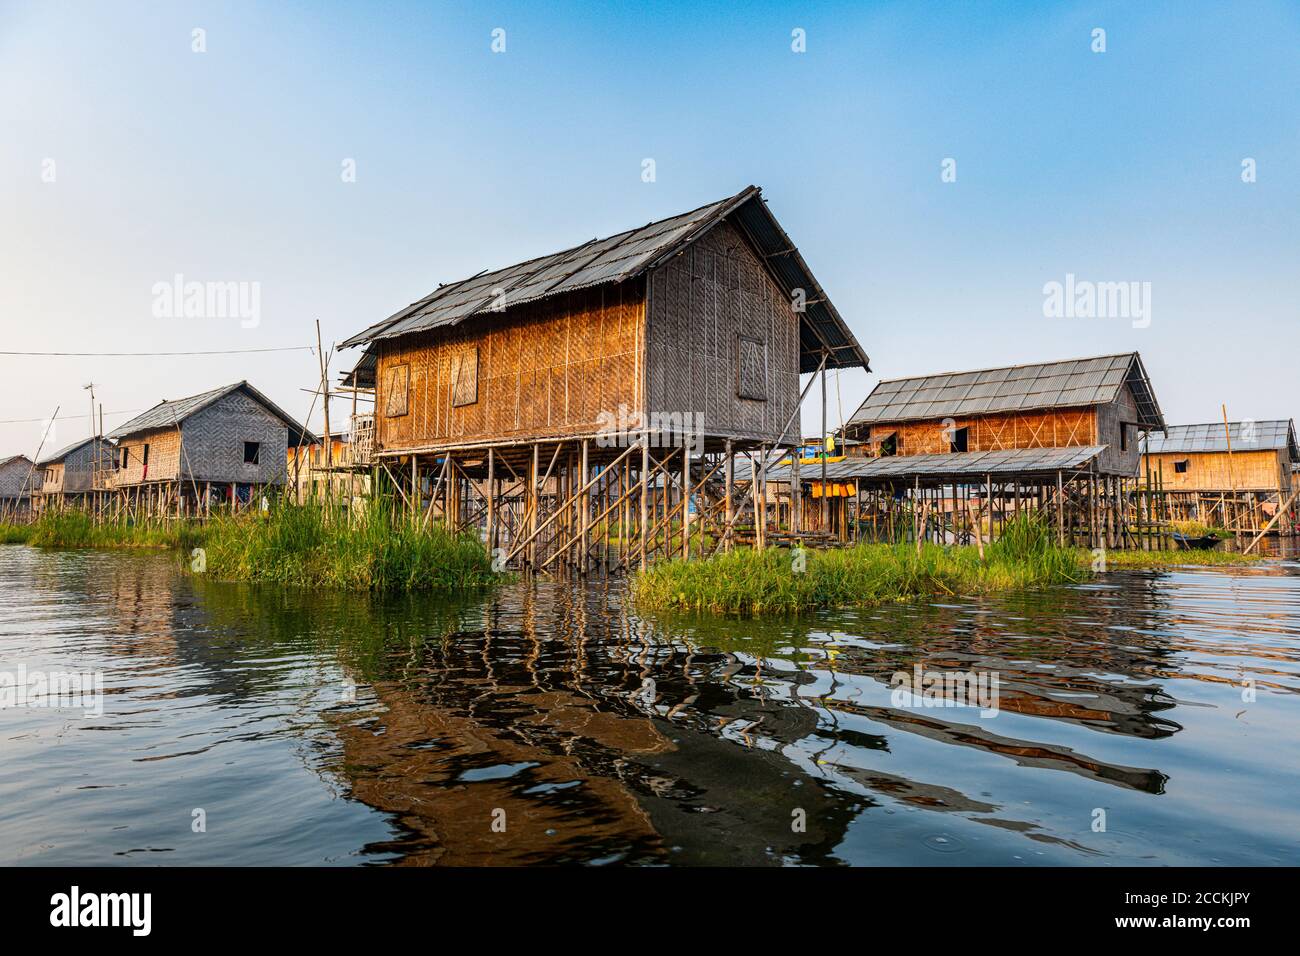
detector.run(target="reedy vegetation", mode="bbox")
[632,515,1260,615]
[0,502,499,592]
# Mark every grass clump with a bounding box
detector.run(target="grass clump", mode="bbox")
[199,500,500,592]
[0,524,33,544]
[635,516,1086,616]
[1097,549,1263,569]
[1,512,204,550]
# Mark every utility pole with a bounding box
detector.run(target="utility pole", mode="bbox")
[316,319,332,468]
[84,383,98,496]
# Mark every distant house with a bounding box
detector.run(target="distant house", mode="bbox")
[287,433,369,502]
[752,353,1165,547]
[1141,419,1298,531]
[841,352,1165,479]
[0,454,37,515]
[34,437,115,509]
[108,381,314,512]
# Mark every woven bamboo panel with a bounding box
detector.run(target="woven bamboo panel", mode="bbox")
[375,279,644,450]
[869,408,1100,459]
[645,220,798,444]
[1144,449,1284,492]
[111,428,181,486]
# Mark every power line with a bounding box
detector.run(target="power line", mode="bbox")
[0,346,315,357]
[0,409,143,425]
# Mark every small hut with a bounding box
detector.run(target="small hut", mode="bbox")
[766,352,1165,547]
[108,381,314,515]
[339,185,869,569]
[34,437,115,512]
[1141,419,1298,533]
[0,454,37,519]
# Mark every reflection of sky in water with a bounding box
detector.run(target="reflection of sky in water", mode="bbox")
[1,546,1298,866]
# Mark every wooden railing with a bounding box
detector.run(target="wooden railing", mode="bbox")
[351,414,375,465]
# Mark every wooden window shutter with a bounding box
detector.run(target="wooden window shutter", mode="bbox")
[451,346,479,407]
[736,335,767,401]
[385,363,410,417]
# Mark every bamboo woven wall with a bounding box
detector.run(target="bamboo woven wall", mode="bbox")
[1094,386,1142,475]
[180,390,290,485]
[864,408,1097,456]
[112,428,180,486]
[375,280,644,451]
[0,458,33,500]
[646,220,800,445]
[1143,449,1287,492]
[41,442,108,494]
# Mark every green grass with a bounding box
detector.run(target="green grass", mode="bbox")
[0,512,204,550]
[2,501,501,593]
[634,516,1088,615]
[198,500,501,592]
[1097,548,1263,569]
[1168,519,1235,539]
[0,524,32,544]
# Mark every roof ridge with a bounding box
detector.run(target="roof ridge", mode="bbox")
[873,351,1139,385]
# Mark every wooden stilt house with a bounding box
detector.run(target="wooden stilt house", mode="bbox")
[0,454,37,519]
[108,381,314,515]
[765,353,1166,547]
[33,437,115,513]
[1141,419,1298,533]
[339,185,869,569]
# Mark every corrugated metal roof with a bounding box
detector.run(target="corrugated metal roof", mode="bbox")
[756,445,1107,483]
[339,186,869,374]
[109,382,315,446]
[36,437,105,466]
[1142,419,1298,459]
[847,353,1164,430]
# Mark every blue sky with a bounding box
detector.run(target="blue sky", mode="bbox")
[2,0,1297,452]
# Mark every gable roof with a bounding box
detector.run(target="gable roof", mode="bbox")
[339,185,868,373]
[0,454,34,469]
[108,381,315,445]
[1143,420,1298,459]
[36,437,105,466]
[847,352,1164,431]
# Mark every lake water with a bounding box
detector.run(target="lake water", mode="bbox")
[1,544,1298,866]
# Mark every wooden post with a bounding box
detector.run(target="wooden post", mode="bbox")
[820,358,829,530]
[639,439,650,570]
[580,439,589,574]
[791,447,801,535]
[724,439,734,553]
[486,447,496,554]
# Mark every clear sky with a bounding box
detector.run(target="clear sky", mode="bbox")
[2,0,1297,455]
